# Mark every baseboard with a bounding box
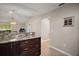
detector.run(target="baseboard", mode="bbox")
[49,45,72,56]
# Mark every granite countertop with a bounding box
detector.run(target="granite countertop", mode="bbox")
[0,33,41,44]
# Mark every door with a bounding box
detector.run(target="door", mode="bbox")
[41,18,50,56]
[41,18,50,40]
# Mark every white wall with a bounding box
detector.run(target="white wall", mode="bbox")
[25,16,41,36]
[49,4,79,55]
[41,18,50,40]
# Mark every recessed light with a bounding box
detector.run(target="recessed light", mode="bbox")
[9,10,13,14]
[9,10,15,14]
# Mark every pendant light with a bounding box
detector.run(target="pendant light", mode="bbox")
[10,17,16,25]
[9,10,16,25]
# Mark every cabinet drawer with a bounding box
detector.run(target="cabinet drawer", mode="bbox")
[23,48,29,51]
[20,44,40,53]
[20,51,29,56]
[20,50,40,56]
[28,39,40,45]
[29,47,40,52]
[34,52,40,55]
[20,41,29,47]
[20,41,29,44]
[28,49,41,56]
[29,38,40,42]
[20,39,40,47]
[28,44,40,49]
[11,42,19,45]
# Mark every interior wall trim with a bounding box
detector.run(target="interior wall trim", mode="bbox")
[41,39,49,43]
[49,45,72,56]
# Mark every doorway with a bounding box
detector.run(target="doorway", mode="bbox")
[41,18,50,56]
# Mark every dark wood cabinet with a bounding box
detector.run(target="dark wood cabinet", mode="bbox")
[0,37,41,56]
[20,37,41,56]
[0,41,20,56]
[11,42,20,56]
[0,43,11,56]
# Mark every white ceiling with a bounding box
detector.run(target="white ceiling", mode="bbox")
[0,3,60,23]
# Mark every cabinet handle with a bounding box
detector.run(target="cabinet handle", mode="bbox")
[24,48,28,50]
[24,41,28,43]
[11,44,12,48]
[36,39,39,41]
[35,52,39,55]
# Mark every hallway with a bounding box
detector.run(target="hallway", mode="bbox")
[41,40,66,56]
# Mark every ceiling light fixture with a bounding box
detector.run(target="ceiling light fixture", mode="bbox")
[10,17,16,25]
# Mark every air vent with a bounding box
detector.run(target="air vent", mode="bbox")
[64,16,74,27]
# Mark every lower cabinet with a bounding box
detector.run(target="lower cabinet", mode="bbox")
[0,43,12,56]
[11,42,20,56]
[0,37,41,56]
[20,38,41,56]
[0,41,20,56]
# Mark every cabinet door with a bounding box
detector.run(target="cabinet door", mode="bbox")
[20,40,29,56]
[0,43,11,56]
[11,41,20,56]
[0,41,20,56]
[20,37,41,56]
[28,38,41,56]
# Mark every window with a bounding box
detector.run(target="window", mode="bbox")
[0,23,11,30]
[64,16,74,27]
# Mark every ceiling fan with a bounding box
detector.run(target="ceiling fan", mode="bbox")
[58,3,65,6]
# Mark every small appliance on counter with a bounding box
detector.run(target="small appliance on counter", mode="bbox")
[19,28,26,33]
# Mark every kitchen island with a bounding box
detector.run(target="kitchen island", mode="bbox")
[0,33,41,56]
